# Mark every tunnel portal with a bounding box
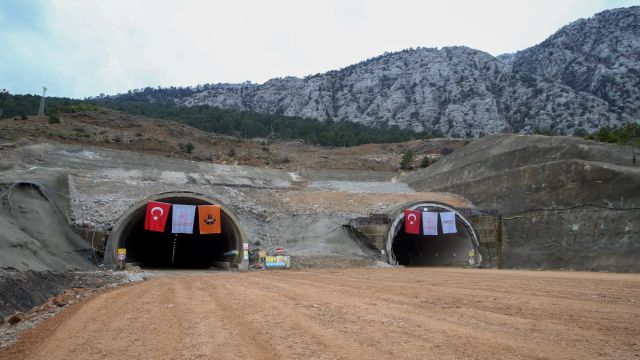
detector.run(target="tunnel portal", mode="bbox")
[387,203,482,267]
[105,192,245,270]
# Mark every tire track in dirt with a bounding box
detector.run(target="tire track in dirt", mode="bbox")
[253,272,563,358]
[252,269,640,358]
[1,268,639,360]
[274,269,639,327]
[213,275,393,359]
[233,276,400,360]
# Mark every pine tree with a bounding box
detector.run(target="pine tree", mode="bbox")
[400,149,414,170]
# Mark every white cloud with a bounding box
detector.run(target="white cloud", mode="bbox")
[2,0,637,97]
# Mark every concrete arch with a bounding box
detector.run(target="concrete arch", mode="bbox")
[385,201,482,266]
[104,191,246,269]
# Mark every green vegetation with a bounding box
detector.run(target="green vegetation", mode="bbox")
[440,146,454,155]
[0,90,93,119]
[0,91,38,118]
[91,97,435,147]
[1,90,439,147]
[400,149,414,170]
[179,142,195,154]
[420,156,430,168]
[585,123,640,146]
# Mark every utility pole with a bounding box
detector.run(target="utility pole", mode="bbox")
[38,87,47,116]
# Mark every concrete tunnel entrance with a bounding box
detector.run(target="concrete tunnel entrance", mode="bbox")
[104,192,246,269]
[386,203,482,267]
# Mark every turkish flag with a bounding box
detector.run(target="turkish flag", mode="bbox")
[198,205,221,234]
[144,201,171,232]
[404,209,421,234]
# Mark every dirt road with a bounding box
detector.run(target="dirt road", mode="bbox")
[2,268,639,359]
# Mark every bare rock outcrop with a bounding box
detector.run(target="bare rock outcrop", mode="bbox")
[121,7,640,137]
[512,6,640,118]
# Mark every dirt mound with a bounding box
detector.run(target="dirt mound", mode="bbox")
[0,169,94,272]
[0,167,97,317]
[404,134,640,271]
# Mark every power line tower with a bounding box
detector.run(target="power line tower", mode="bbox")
[38,86,47,116]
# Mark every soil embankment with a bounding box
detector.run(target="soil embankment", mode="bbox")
[0,168,95,317]
[405,134,640,271]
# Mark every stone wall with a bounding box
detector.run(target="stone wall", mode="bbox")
[469,216,501,268]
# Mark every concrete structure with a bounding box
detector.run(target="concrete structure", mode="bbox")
[105,191,247,270]
[347,197,502,267]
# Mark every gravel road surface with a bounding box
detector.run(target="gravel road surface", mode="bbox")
[2,268,639,359]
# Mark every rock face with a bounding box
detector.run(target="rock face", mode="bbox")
[512,7,640,118]
[404,134,640,271]
[153,7,640,136]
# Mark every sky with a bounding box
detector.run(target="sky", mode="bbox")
[1,0,637,98]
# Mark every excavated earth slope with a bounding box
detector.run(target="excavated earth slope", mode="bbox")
[0,165,96,317]
[0,142,462,269]
[405,134,640,271]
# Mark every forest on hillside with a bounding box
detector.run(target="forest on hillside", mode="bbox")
[0,91,435,147]
[1,90,637,147]
[92,95,437,146]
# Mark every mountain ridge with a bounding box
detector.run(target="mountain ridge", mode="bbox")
[110,6,640,137]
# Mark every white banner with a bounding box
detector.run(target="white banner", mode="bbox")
[440,212,457,234]
[172,204,196,234]
[422,212,438,235]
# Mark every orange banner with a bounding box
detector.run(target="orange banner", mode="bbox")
[198,205,221,234]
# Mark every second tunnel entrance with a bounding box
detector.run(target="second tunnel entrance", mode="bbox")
[387,203,482,267]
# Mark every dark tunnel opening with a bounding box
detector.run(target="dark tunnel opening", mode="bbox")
[118,197,241,269]
[392,208,478,267]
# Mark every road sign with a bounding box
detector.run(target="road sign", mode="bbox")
[265,255,290,269]
[275,247,284,255]
[117,248,127,261]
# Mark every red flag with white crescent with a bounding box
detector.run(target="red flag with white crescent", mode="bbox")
[404,209,421,234]
[144,201,171,232]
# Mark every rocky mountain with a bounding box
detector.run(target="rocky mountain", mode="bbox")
[128,6,640,137]
[511,7,640,119]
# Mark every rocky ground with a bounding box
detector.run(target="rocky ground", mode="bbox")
[0,271,134,349]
